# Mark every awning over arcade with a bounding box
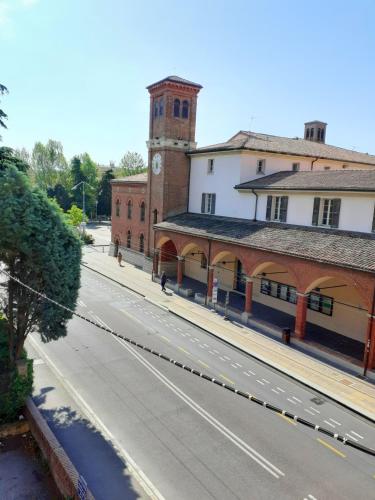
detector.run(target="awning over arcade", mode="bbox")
[154,213,375,274]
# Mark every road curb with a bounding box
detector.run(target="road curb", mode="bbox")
[82,263,375,423]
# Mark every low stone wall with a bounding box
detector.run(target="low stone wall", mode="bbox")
[25,398,94,500]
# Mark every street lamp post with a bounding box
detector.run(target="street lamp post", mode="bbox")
[72,180,94,231]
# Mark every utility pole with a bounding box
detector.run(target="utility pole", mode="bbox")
[72,181,94,232]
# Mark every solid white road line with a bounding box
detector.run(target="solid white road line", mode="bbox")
[350,430,364,439]
[115,336,285,479]
[29,335,165,500]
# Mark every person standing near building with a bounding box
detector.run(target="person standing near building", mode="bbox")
[161,271,167,292]
[117,251,123,267]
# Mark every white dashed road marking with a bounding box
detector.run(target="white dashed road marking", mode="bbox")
[304,409,315,416]
[277,387,285,393]
[291,396,302,403]
[287,398,297,405]
[256,380,265,385]
[328,418,341,426]
[350,430,364,439]
[323,420,335,428]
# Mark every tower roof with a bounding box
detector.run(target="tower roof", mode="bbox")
[147,75,203,90]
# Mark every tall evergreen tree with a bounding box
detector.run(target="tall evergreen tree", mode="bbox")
[70,156,87,209]
[0,164,81,367]
[97,168,115,216]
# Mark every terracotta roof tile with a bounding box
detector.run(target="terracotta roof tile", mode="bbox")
[235,170,375,192]
[155,213,375,274]
[190,131,375,166]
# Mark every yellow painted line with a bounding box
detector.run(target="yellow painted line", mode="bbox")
[219,374,234,385]
[317,438,346,458]
[277,414,297,426]
[178,346,191,355]
[160,335,170,343]
[198,359,209,368]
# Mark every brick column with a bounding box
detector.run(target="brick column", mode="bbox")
[207,266,214,301]
[294,293,308,339]
[177,256,184,287]
[364,313,375,370]
[244,278,253,314]
[153,250,159,276]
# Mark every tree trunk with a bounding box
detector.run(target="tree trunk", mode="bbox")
[7,260,16,368]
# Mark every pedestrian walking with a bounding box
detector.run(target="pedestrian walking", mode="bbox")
[161,271,167,292]
[117,251,123,266]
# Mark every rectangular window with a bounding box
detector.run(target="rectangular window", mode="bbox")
[266,195,288,222]
[257,159,266,174]
[372,205,375,232]
[308,293,333,316]
[201,193,216,214]
[312,198,341,228]
[207,159,214,174]
[324,166,331,171]
[260,278,297,305]
[292,162,300,172]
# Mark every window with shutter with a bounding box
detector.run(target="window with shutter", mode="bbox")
[314,198,341,228]
[372,205,375,232]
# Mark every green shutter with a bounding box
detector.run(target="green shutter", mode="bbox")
[312,197,320,226]
[331,199,341,228]
[211,193,216,214]
[266,195,272,221]
[280,196,288,222]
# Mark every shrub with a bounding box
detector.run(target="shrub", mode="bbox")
[0,315,34,424]
[81,232,94,244]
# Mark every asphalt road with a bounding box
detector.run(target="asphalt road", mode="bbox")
[28,267,375,500]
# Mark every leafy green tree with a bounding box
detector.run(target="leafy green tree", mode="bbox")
[70,156,87,209]
[80,153,99,217]
[47,183,72,211]
[66,204,86,227]
[118,151,146,177]
[0,147,29,173]
[97,168,115,216]
[31,140,68,190]
[0,164,81,367]
[0,84,8,137]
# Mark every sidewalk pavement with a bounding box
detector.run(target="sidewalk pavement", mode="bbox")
[82,248,375,422]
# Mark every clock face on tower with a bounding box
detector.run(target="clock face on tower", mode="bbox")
[152,153,162,175]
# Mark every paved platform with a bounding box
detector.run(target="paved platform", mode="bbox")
[82,247,375,422]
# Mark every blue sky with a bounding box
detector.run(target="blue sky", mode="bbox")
[1,0,374,165]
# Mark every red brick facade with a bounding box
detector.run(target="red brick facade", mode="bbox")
[111,178,147,254]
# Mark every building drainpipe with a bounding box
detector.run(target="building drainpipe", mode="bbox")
[205,239,212,305]
[251,189,258,221]
[310,157,319,171]
[363,286,375,377]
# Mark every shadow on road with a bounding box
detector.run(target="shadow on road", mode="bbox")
[33,389,142,500]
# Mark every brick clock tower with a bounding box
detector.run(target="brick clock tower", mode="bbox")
[145,76,202,255]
